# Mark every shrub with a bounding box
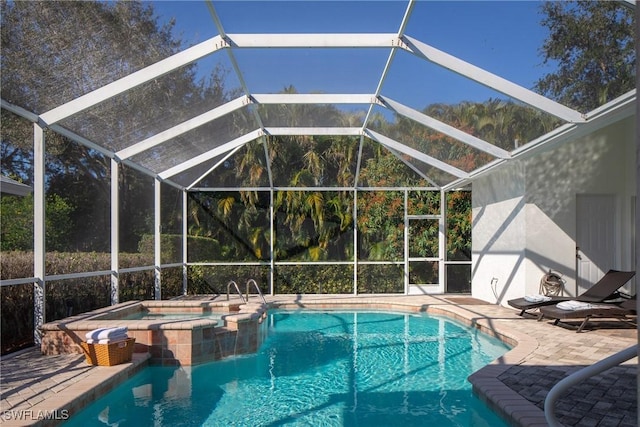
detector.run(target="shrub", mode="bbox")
[138,234,221,263]
[1,283,33,355]
[274,264,354,294]
[187,264,270,296]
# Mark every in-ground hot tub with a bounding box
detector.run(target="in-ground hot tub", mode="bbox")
[40,299,267,365]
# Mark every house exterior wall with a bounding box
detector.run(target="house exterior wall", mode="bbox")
[471,160,527,304]
[472,116,636,305]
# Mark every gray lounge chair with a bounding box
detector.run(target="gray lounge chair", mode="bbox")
[539,296,637,332]
[507,269,635,316]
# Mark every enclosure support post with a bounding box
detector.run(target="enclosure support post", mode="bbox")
[353,135,365,295]
[182,190,188,295]
[403,189,409,295]
[269,188,275,295]
[33,124,45,345]
[634,8,640,416]
[110,159,119,305]
[439,190,446,293]
[154,178,162,300]
[353,187,358,295]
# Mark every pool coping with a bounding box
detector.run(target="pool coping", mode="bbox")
[1,294,636,427]
[0,352,150,427]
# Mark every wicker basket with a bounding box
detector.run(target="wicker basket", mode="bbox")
[81,338,135,366]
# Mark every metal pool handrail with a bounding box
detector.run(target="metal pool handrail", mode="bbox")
[246,279,267,304]
[227,280,246,303]
[544,344,638,427]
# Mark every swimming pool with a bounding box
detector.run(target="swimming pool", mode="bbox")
[63,310,510,426]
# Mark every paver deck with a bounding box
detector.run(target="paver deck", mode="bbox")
[1,294,637,426]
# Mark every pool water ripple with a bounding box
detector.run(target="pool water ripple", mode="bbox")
[63,310,510,427]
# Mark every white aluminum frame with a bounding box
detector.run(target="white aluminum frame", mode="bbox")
[111,159,119,304]
[33,124,46,343]
[0,0,635,347]
[40,35,229,125]
[182,185,457,296]
[401,35,586,124]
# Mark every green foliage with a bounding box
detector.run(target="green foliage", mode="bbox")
[188,191,269,261]
[0,250,33,280]
[0,193,74,252]
[274,265,353,294]
[274,190,353,261]
[43,195,75,251]
[138,233,182,263]
[187,235,222,262]
[356,191,404,261]
[358,143,429,187]
[357,264,404,293]
[268,133,358,187]
[46,277,111,321]
[187,265,270,295]
[536,1,635,112]
[161,267,185,300]
[446,191,472,261]
[408,220,439,258]
[0,194,32,251]
[406,99,561,155]
[408,190,440,215]
[44,251,111,275]
[1,282,33,355]
[137,233,230,264]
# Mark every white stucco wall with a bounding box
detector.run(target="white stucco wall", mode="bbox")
[472,116,636,305]
[471,161,527,303]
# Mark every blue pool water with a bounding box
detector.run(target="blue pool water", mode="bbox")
[63,310,510,426]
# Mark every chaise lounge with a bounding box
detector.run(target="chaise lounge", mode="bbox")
[507,269,636,317]
[538,296,637,332]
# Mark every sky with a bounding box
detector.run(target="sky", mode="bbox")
[150,1,556,111]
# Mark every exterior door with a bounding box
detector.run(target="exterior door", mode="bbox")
[576,194,617,294]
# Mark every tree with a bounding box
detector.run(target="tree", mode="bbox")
[1,1,180,114]
[536,1,635,112]
[0,193,73,252]
[446,191,471,261]
[1,0,234,253]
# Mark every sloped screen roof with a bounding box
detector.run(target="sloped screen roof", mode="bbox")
[1,0,636,190]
